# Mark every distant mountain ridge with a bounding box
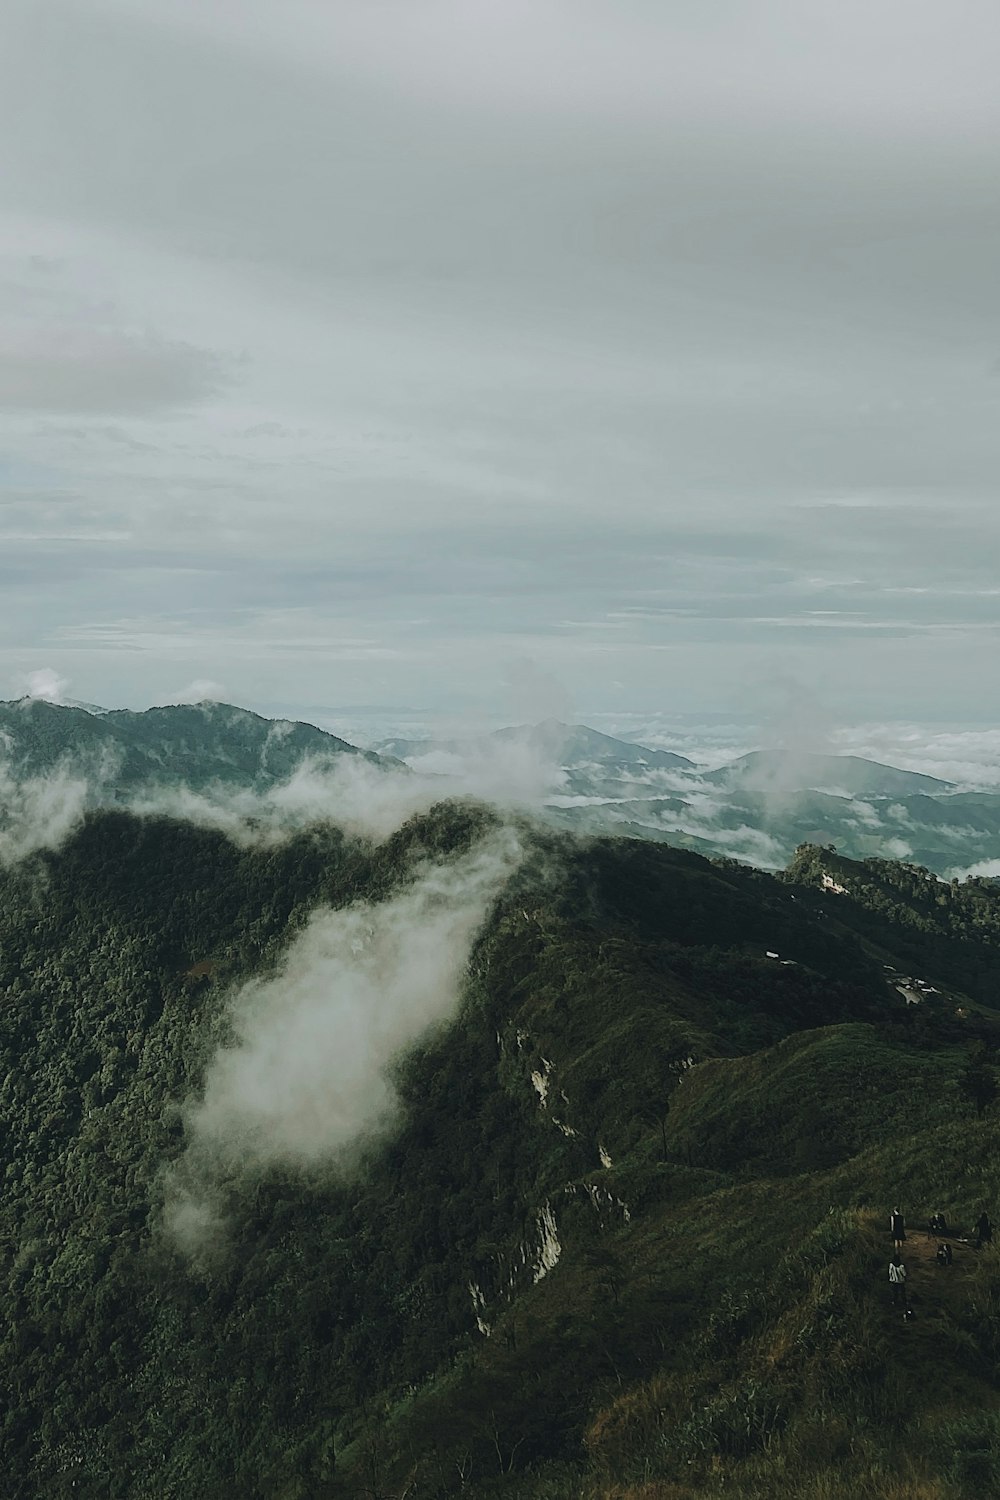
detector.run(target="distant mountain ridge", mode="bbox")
[0,698,379,793]
[375,718,993,873]
[705,748,953,797]
[375,718,695,771]
[3,700,998,877]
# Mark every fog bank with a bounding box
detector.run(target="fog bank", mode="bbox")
[165,825,523,1252]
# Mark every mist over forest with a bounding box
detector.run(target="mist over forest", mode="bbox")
[4,0,1000,1493]
[3,698,1000,1497]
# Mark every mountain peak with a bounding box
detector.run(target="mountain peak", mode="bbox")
[708,749,952,797]
[0,697,379,791]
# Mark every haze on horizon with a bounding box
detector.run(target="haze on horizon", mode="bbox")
[1,1,998,723]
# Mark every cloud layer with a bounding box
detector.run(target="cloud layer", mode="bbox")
[164,823,524,1254]
[180,827,521,1172]
[0,761,90,865]
[1,2,998,715]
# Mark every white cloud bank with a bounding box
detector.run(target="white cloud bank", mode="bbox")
[21,668,69,703]
[945,858,1000,882]
[0,761,90,864]
[165,824,524,1252]
[0,710,563,869]
[126,755,462,846]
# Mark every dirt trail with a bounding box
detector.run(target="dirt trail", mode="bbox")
[886,1224,983,1322]
[903,1228,976,1270]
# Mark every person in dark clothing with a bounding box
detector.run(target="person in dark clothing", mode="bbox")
[976,1212,993,1248]
[890,1208,906,1250]
[889,1254,910,1312]
[929,1211,948,1234]
[936,1243,953,1267]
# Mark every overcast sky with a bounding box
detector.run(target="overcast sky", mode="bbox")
[1,0,998,724]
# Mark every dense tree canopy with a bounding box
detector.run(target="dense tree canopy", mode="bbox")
[2,819,1000,1497]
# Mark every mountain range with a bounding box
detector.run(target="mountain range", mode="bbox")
[379,719,694,773]
[374,718,999,877]
[0,697,378,791]
[3,699,1000,877]
[3,697,999,882]
[2,757,1000,1496]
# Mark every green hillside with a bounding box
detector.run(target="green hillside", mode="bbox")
[0,698,379,791]
[2,813,1000,1499]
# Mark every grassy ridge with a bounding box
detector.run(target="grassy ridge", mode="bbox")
[357,1122,1000,1498]
[664,1024,963,1175]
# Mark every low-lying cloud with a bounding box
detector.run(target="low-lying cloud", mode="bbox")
[0,761,90,865]
[0,723,558,869]
[165,825,523,1253]
[127,754,453,846]
[402,735,568,809]
[944,858,1000,882]
[20,668,70,704]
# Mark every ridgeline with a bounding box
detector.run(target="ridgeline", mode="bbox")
[2,808,1000,1498]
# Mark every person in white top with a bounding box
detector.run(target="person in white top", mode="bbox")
[888,1254,910,1313]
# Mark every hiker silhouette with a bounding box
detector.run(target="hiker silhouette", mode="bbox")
[888,1253,910,1313]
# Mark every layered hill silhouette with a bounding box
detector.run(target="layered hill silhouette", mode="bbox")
[3,750,1000,1498]
[377,719,694,772]
[4,699,999,875]
[703,748,952,797]
[378,716,1000,875]
[0,697,380,792]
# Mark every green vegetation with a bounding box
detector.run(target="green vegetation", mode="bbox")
[2,818,1000,1498]
[786,842,1000,1004]
[0,697,376,790]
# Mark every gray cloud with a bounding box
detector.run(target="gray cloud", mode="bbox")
[0,325,224,414]
[0,0,997,715]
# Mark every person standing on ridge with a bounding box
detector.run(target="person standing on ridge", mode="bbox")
[890,1207,906,1250]
[888,1253,910,1314]
[976,1211,993,1248]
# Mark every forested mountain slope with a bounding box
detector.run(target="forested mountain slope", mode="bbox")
[3,810,1000,1499]
[0,697,379,791]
